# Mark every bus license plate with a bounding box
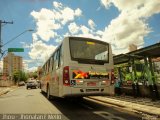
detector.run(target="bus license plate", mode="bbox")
[87,82,96,86]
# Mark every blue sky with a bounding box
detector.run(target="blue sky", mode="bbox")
[0,0,160,71]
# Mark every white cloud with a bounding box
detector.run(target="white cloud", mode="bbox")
[21,42,31,48]
[55,36,63,43]
[96,30,103,36]
[29,40,56,63]
[101,0,160,54]
[112,48,129,55]
[63,32,71,38]
[101,0,160,14]
[102,13,150,49]
[27,0,160,72]
[23,59,43,72]
[68,22,98,36]
[32,33,38,42]
[53,1,63,9]
[31,8,55,21]
[88,19,96,29]
[68,22,102,40]
[28,2,83,71]
[68,22,101,40]
[61,7,75,25]
[68,22,80,34]
[23,62,28,72]
[81,25,90,34]
[31,8,60,41]
[100,0,112,9]
[27,67,37,72]
[75,8,82,16]
[31,2,83,42]
[60,7,82,25]
[75,33,101,41]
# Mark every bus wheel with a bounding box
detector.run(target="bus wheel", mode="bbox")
[41,90,45,94]
[47,85,52,100]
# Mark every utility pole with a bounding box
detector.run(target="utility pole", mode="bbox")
[0,20,13,83]
[0,20,13,55]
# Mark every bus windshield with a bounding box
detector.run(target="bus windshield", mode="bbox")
[69,38,109,64]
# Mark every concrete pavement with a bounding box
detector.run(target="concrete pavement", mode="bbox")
[88,96,160,116]
[0,87,141,120]
[0,87,63,114]
[0,86,159,119]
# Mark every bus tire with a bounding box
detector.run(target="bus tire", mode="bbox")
[41,89,44,94]
[75,97,83,101]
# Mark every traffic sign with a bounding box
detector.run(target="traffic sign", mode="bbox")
[8,48,24,52]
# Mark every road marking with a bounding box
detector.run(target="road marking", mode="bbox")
[79,103,93,110]
[93,111,126,120]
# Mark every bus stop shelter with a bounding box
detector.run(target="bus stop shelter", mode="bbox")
[113,42,160,99]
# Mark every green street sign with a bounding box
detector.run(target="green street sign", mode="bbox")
[8,48,24,52]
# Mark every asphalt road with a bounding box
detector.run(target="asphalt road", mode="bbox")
[0,86,142,120]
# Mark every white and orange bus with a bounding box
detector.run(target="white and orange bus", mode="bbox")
[40,37,115,99]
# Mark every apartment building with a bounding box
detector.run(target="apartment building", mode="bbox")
[3,52,23,76]
[129,44,137,52]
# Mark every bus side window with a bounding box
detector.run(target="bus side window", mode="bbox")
[58,46,62,67]
[42,67,44,76]
[54,46,62,69]
[56,49,60,69]
[50,57,53,72]
[48,60,50,73]
[44,65,46,75]
[51,53,55,71]
[52,52,57,70]
[49,58,52,72]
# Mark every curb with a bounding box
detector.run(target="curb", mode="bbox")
[88,96,160,116]
[0,86,18,96]
[0,88,11,96]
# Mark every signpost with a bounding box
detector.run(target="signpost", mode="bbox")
[8,48,24,52]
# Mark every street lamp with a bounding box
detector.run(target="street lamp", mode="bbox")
[0,29,34,82]
[2,29,34,47]
[0,29,34,58]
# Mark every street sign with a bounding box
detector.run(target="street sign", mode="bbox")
[8,48,24,52]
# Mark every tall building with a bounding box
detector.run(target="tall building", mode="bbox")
[3,52,23,76]
[129,44,137,52]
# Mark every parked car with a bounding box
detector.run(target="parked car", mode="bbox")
[26,80,37,89]
[18,81,25,86]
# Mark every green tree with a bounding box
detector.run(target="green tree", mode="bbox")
[13,71,28,83]
[13,71,19,83]
[32,72,38,79]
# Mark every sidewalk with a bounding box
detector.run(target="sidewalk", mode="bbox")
[88,96,160,116]
[0,86,17,96]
